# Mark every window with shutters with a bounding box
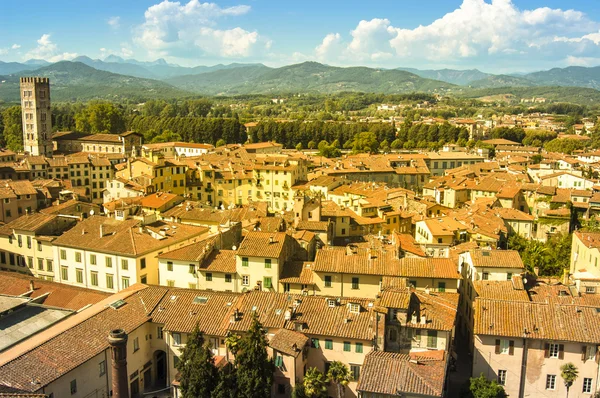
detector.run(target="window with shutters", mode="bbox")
[325,339,333,350]
[90,254,96,265]
[76,269,83,283]
[351,277,359,289]
[583,345,596,362]
[311,338,319,348]
[355,342,363,353]
[242,257,249,267]
[264,277,272,289]
[206,273,212,282]
[90,271,98,286]
[343,341,351,352]
[350,365,360,381]
[427,330,437,349]
[167,261,173,271]
[106,274,114,289]
[46,258,53,271]
[265,258,272,269]
[548,343,560,358]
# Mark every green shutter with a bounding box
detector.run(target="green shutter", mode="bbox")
[325,339,333,350]
[275,355,283,367]
[356,343,363,353]
[343,341,351,352]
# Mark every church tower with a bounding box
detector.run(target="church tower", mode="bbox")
[20,77,53,157]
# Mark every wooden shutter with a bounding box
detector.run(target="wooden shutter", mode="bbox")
[495,339,501,354]
[558,344,565,360]
[544,343,550,358]
[509,340,514,356]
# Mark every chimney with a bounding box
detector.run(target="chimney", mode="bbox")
[420,315,427,325]
[108,329,129,398]
[29,280,34,292]
[100,224,104,238]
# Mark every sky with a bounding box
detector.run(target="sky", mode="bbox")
[2,0,600,73]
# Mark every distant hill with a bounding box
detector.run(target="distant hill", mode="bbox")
[524,66,600,90]
[397,67,490,85]
[468,74,538,88]
[166,61,456,95]
[72,56,159,79]
[0,61,190,102]
[457,85,600,104]
[0,61,39,75]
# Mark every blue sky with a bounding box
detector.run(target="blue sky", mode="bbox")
[2,0,600,72]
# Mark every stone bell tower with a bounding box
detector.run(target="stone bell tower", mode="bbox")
[20,77,53,157]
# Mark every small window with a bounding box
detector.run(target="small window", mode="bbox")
[90,271,98,286]
[141,258,146,269]
[351,277,359,289]
[350,365,360,381]
[549,343,560,358]
[546,374,556,390]
[482,272,489,280]
[133,337,139,352]
[325,339,333,350]
[497,369,507,385]
[76,269,83,283]
[157,326,164,339]
[189,264,196,274]
[70,380,77,395]
[242,257,249,267]
[583,377,593,393]
[265,258,272,269]
[324,275,332,287]
[264,277,273,289]
[173,333,181,345]
[106,257,112,268]
[106,274,114,289]
[348,303,360,313]
[206,272,213,281]
[343,341,351,352]
[121,259,128,270]
[311,338,319,348]
[225,274,232,283]
[60,250,67,260]
[355,342,363,353]
[167,261,173,271]
[90,254,97,265]
[121,277,130,289]
[242,275,250,286]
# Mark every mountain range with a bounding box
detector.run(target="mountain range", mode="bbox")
[3,56,600,103]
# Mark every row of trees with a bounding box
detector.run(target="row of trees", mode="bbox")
[178,314,353,398]
[507,233,572,276]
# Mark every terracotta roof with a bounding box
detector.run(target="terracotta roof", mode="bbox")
[228,292,376,341]
[200,250,237,273]
[377,289,410,309]
[0,272,109,311]
[158,237,216,262]
[151,289,239,336]
[279,261,315,285]
[53,216,208,257]
[394,232,426,257]
[237,231,291,258]
[467,249,525,269]
[473,279,530,302]
[140,192,183,209]
[296,220,329,231]
[474,298,600,343]
[269,329,309,357]
[0,285,159,392]
[2,213,57,233]
[408,291,459,331]
[494,208,534,221]
[79,133,122,143]
[357,351,445,397]
[575,231,600,249]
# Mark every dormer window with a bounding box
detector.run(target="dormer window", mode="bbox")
[348,303,360,314]
[327,298,336,308]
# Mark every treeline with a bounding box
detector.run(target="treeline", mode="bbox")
[128,115,246,145]
[250,120,396,149]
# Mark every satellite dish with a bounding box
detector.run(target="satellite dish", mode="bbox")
[232,245,237,250]
[523,278,528,284]
[89,210,95,215]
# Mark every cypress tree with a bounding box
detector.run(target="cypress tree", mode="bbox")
[176,324,219,398]
[235,313,275,398]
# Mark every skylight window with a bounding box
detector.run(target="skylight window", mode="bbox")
[109,299,126,310]
[193,296,209,304]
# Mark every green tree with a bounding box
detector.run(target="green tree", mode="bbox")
[212,362,237,398]
[150,129,183,144]
[308,140,316,149]
[544,138,586,155]
[216,138,226,147]
[560,363,578,398]
[349,132,379,153]
[1,106,23,152]
[235,313,275,398]
[391,138,402,149]
[177,324,219,398]
[296,142,303,150]
[74,101,125,134]
[326,361,352,398]
[303,367,328,398]
[469,374,507,398]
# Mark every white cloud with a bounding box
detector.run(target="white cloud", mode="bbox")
[0,44,22,56]
[11,44,20,50]
[99,46,135,59]
[565,55,600,66]
[108,16,121,29]
[133,0,267,59]
[25,34,77,62]
[314,0,600,69]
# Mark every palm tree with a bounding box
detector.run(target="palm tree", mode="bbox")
[326,361,353,398]
[303,367,328,398]
[560,362,579,398]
